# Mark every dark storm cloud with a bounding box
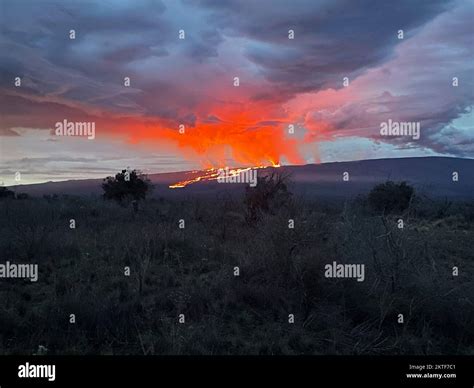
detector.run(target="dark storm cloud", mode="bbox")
[301,0,474,157]
[0,0,232,125]
[0,0,170,77]
[0,0,451,109]
[189,0,452,98]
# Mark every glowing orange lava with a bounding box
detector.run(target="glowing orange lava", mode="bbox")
[169,163,280,189]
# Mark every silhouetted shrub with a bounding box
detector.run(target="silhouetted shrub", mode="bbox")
[102,169,152,203]
[244,170,292,221]
[368,181,414,213]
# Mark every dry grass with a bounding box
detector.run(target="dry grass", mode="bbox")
[0,193,472,355]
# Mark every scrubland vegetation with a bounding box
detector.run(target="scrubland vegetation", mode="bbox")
[0,174,473,355]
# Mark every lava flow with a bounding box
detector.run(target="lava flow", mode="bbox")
[169,164,280,189]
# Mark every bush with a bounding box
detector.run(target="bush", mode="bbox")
[102,169,152,203]
[368,181,414,214]
[244,170,292,221]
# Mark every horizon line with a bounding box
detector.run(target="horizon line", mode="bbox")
[5,155,474,188]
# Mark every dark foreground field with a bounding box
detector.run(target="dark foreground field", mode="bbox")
[0,190,473,355]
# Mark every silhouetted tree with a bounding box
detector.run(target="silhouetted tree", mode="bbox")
[102,169,152,203]
[368,181,414,214]
[244,170,292,222]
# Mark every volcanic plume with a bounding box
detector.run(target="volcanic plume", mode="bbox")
[123,88,307,177]
[128,113,300,188]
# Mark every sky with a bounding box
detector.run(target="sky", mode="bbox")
[0,0,473,185]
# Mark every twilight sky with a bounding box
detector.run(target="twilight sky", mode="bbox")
[0,0,473,185]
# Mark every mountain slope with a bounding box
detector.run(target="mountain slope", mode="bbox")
[7,157,474,199]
